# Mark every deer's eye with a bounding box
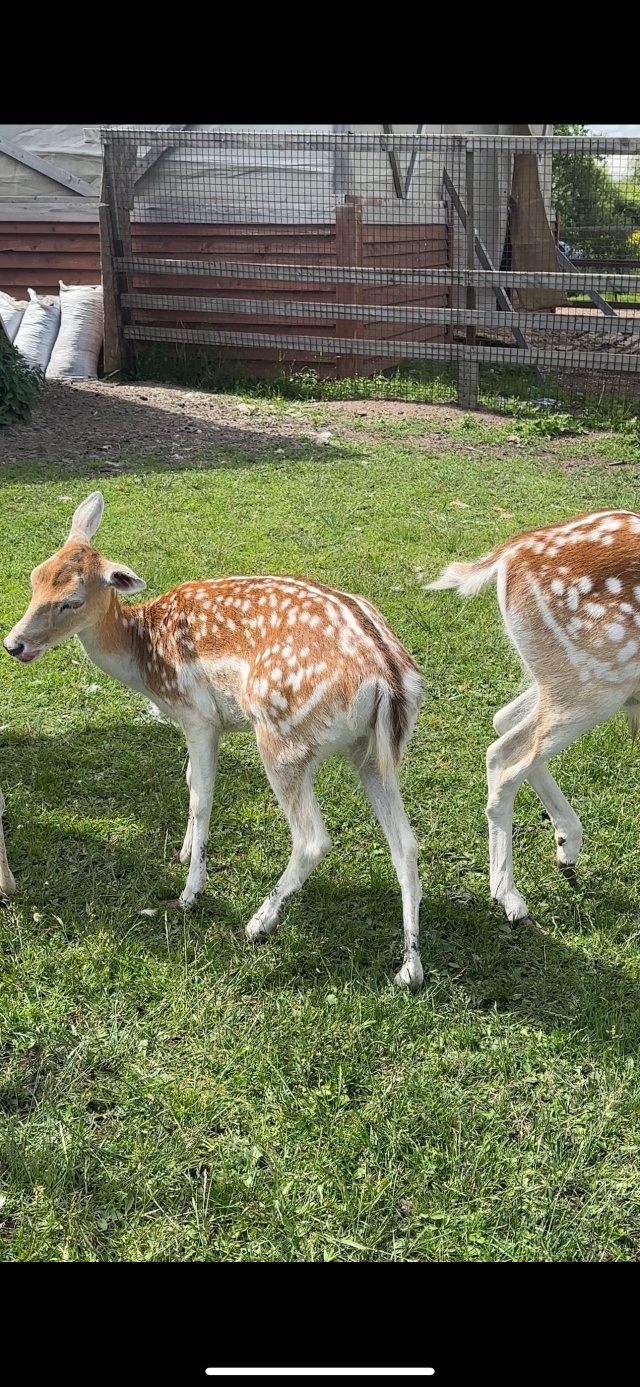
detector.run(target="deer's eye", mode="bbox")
[60,598,85,613]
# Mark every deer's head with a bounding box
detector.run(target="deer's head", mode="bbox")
[4,492,146,664]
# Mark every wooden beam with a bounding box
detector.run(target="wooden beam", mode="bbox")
[103,140,137,374]
[114,256,640,294]
[335,196,363,376]
[381,126,405,199]
[134,124,188,185]
[446,158,545,385]
[443,168,524,327]
[120,292,640,335]
[403,124,425,198]
[123,322,640,372]
[99,166,120,375]
[0,198,99,222]
[0,135,96,197]
[333,123,351,196]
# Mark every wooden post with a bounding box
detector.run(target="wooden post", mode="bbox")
[333,123,352,198]
[335,195,363,379]
[101,136,136,376]
[98,164,120,375]
[459,145,479,409]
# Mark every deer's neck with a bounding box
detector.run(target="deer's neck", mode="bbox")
[78,592,148,694]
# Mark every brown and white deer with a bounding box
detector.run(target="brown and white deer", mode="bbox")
[0,791,16,900]
[429,508,640,924]
[3,491,425,987]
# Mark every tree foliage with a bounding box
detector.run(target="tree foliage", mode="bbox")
[552,123,640,260]
[0,327,41,426]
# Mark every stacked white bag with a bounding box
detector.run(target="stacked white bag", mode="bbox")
[0,291,27,344]
[13,289,61,371]
[46,282,104,381]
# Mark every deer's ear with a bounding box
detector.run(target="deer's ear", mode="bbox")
[102,561,146,594]
[69,491,104,542]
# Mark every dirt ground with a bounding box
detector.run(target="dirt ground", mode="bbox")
[0,380,504,467]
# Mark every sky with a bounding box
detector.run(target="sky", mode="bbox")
[587,124,640,137]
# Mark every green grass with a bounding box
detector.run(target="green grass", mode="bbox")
[4,414,640,1260]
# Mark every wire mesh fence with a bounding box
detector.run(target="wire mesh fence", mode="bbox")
[99,128,640,413]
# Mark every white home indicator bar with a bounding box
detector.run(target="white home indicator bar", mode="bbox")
[205,1372,435,1378]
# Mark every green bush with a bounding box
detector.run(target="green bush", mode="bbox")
[0,327,41,426]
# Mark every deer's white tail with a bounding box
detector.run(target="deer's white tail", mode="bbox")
[371,668,424,782]
[426,553,500,598]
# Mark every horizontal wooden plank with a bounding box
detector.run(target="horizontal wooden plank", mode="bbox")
[128,309,447,344]
[133,222,337,238]
[363,224,449,243]
[132,204,343,228]
[129,236,337,257]
[129,274,337,295]
[362,241,449,257]
[346,286,450,308]
[129,312,342,332]
[137,250,339,268]
[116,256,640,293]
[131,230,337,246]
[124,322,640,373]
[127,276,450,307]
[0,233,100,252]
[0,269,100,287]
[0,252,101,270]
[196,348,339,367]
[132,227,337,242]
[130,280,339,299]
[0,222,100,236]
[131,202,449,228]
[0,199,99,222]
[122,293,640,336]
[362,250,451,268]
[0,249,99,272]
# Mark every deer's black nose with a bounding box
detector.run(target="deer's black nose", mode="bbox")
[3,638,24,658]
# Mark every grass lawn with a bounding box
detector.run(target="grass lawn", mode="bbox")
[2,400,640,1261]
